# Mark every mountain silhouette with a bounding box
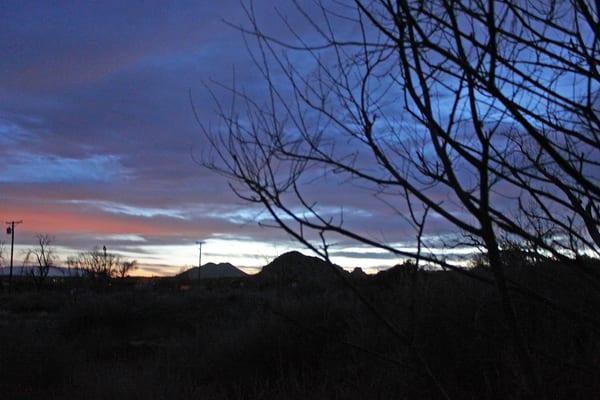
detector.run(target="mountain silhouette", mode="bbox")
[177,262,247,280]
[349,267,368,280]
[257,251,346,286]
[373,262,419,285]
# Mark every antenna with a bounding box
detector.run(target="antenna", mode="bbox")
[195,240,205,283]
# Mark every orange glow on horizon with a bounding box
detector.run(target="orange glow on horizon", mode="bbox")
[2,202,198,237]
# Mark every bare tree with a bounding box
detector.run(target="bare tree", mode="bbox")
[70,248,137,280]
[24,234,57,288]
[200,1,599,397]
[74,247,121,280]
[115,260,138,279]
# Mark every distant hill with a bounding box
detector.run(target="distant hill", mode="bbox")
[257,251,346,286]
[0,266,82,277]
[373,262,419,285]
[349,267,368,280]
[177,262,247,280]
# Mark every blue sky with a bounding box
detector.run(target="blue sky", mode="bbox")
[0,1,478,275]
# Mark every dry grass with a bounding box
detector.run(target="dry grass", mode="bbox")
[0,261,599,399]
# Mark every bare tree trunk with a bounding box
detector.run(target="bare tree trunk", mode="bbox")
[484,227,544,399]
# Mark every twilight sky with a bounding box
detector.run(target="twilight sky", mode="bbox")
[0,1,471,275]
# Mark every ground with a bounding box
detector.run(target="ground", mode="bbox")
[0,262,599,399]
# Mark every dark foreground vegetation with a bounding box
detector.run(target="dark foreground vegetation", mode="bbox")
[1,254,599,399]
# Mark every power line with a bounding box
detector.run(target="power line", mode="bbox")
[5,220,23,292]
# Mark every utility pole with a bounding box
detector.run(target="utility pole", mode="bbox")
[195,240,204,284]
[5,220,23,292]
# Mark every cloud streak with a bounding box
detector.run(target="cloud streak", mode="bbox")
[0,1,483,274]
